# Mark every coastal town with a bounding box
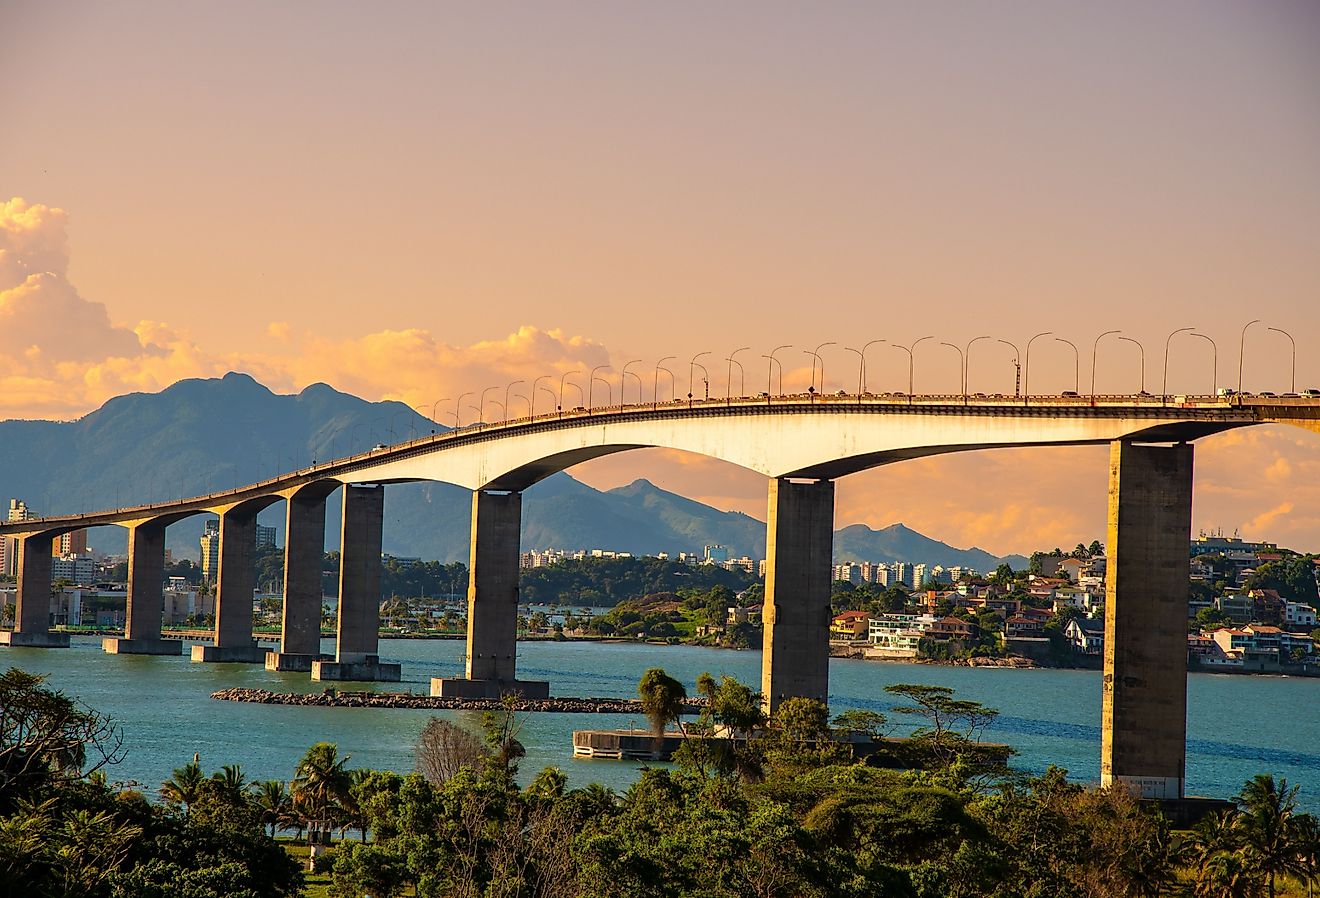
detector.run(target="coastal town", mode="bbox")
[7,486,1316,679]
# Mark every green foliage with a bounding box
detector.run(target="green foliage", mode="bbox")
[1245,555,1320,605]
[519,555,755,606]
[637,668,687,737]
[831,709,889,740]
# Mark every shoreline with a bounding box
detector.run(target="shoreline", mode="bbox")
[211,686,707,714]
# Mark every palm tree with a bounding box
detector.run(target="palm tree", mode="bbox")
[1237,774,1306,898]
[1295,814,1320,898]
[210,763,246,798]
[638,667,687,740]
[292,742,351,846]
[159,759,205,814]
[1187,809,1242,887]
[248,779,292,838]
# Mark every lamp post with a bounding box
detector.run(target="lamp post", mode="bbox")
[726,347,750,401]
[653,357,676,408]
[1090,330,1120,396]
[504,380,525,422]
[1161,327,1195,401]
[487,400,505,423]
[892,335,933,399]
[1238,319,1261,393]
[429,398,449,424]
[1023,332,1052,402]
[765,345,791,396]
[454,393,472,428]
[1055,338,1079,394]
[1187,332,1218,395]
[531,375,552,417]
[621,360,643,405]
[558,370,581,415]
[477,386,498,425]
[588,366,612,409]
[688,351,711,405]
[997,340,1021,398]
[856,338,885,395]
[844,346,865,399]
[1267,326,1296,393]
[536,383,558,417]
[1118,336,1146,394]
[939,342,965,401]
[807,341,836,395]
[963,335,990,396]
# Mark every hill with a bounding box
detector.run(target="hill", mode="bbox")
[0,373,1025,569]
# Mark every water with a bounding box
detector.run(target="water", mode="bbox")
[5,637,1319,808]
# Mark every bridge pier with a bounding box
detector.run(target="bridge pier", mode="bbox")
[760,477,835,713]
[313,485,399,682]
[0,534,69,648]
[433,489,548,699]
[1101,441,1193,799]
[104,521,180,655]
[192,508,265,663]
[266,490,331,672]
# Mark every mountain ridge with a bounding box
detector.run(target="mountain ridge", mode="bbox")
[0,373,1026,569]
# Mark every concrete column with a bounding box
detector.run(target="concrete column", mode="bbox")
[193,509,265,663]
[433,490,548,698]
[760,478,835,713]
[105,521,179,655]
[312,484,398,681]
[267,492,327,671]
[1101,441,1193,800]
[0,534,68,648]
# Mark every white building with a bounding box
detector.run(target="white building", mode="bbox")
[1285,601,1318,629]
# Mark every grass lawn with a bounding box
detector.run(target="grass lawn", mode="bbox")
[281,840,332,898]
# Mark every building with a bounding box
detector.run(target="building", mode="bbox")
[4,498,38,577]
[51,554,96,585]
[703,545,730,564]
[1285,601,1318,629]
[52,529,88,557]
[255,524,277,549]
[830,610,870,640]
[1064,618,1104,654]
[200,519,220,581]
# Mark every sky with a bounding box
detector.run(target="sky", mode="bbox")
[2,2,1319,556]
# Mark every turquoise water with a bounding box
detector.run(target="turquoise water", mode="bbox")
[5,637,1319,808]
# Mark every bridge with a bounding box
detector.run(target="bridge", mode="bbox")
[3,390,1319,800]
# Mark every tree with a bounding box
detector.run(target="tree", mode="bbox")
[415,717,490,784]
[884,683,1000,766]
[292,741,352,845]
[0,667,125,807]
[637,667,687,738]
[160,758,206,814]
[1237,773,1306,898]
[773,697,830,742]
[249,779,293,838]
[832,709,888,741]
[696,673,765,737]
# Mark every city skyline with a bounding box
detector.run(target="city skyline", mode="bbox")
[3,2,1319,555]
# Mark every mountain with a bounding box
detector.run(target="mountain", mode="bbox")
[833,523,1029,571]
[0,373,1025,569]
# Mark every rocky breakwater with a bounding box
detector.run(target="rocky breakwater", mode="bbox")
[211,687,706,715]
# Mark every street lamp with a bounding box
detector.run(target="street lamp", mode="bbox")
[1023,332,1053,402]
[855,339,885,395]
[1267,326,1296,393]
[891,335,933,398]
[1090,330,1120,396]
[765,345,792,396]
[654,356,676,408]
[531,375,552,417]
[1189,333,1218,395]
[487,399,505,423]
[1238,319,1261,393]
[963,335,990,396]
[558,370,581,415]
[1118,336,1146,394]
[939,342,965,401]
[477,386,498,425]
[1161,327,1195,401]
[588,366,612,409]
[843,346,865,398]
[997,340,1021,398]
[726,347,750,400]
[504,380,525,422]
[429,397,449,424]
[1055,338,1079,394]
[806,341,836,395]
[621,360,643,405]
[454,392,472,428]
[688,351,711,404]
[536,383,558,416]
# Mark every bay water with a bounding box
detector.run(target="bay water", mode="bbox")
[6,637,1318,808]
